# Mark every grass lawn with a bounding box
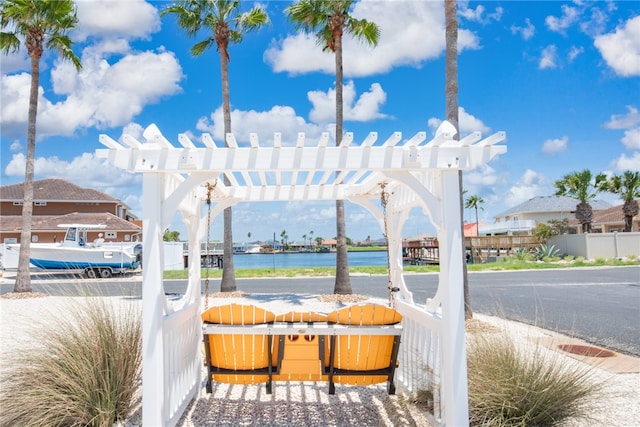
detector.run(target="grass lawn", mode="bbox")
[163,255,639,280]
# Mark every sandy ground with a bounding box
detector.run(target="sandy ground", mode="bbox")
[1,293,638,426]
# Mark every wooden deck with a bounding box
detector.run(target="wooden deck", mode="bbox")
[403,235,539,264]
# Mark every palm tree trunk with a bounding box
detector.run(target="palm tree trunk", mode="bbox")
[474,206,479,237]
[333,31,352,295]
[219,46,236,292]
[14,55,40,293]
[445,0,471,319]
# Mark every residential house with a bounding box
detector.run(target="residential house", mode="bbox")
[483,195,612,235]
[0,178,141,244]
[570,200,640,233]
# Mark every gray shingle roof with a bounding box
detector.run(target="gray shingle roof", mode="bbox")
[0,178,119,202]
[496,195,612,218]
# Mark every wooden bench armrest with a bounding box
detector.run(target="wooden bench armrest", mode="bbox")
[202,322,402,336]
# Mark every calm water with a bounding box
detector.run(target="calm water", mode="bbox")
[230,251,388,269]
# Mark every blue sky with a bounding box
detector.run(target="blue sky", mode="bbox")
[1,0,639,243]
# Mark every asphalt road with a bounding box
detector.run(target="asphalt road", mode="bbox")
[2,266,638,356]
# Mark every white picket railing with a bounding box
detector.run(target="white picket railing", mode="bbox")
[162,302,201,426]
[395,300,444,424]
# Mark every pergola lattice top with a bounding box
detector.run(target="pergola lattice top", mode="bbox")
[98,123,506,208]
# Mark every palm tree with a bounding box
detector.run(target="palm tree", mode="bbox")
[302,234,307,250]
[601,170,640,232]
[1,0,82,293]
[554,169,607,233]
[444,0,472,319]
[161,0,268,292]
[280,229,288,250]
[465,195,485,236]
[285,0,379,295]
[309,230,314,249]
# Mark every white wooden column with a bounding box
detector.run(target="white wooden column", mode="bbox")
[141,173,167,426]
[438,170,469,426]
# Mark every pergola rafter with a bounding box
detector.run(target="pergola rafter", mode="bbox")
[97,122,506,427]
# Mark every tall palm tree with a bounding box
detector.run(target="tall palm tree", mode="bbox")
[161,0,268,292]
[285,0,379,295]
[444,0,472,319]
[1,0,81,293]
[554,169,607,233]
[601,170,640,232]
[465,195,485,236]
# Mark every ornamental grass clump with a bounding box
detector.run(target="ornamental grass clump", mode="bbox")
[467,331,601,426]
[0,298,141,427]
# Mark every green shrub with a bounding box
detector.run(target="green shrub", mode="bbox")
[563,255,574,261]
[0,298,142,427]
[534,244,560,261]
[467,331,601,426]
[594,257,607,265]
[574,256,585,264]
[511,248,534,262]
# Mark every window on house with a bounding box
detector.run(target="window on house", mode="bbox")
[106,232,117,239]
[34,201,47,206]
[13,201,23,206]
[31,235,38,242]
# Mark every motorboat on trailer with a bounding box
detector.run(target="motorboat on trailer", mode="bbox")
[9,224,141,278]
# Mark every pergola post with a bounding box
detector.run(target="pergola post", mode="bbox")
[141,173,167,426]
[438,169,469,426]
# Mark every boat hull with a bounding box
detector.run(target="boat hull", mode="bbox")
[27,244,140,271]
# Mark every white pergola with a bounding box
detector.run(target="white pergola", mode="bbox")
[97,121,506,426]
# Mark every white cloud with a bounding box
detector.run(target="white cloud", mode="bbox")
[579,6,609,37]
[465,165,499,188]
[0,50,30,73]
[458,4,503,24]
[511,18,535,40]
[621,128,640,151]
[611,152,640,172]
[567,46,584,62]
[195,82,388,144]
[594,16,640,77]
[539,45,558,69]
[545,5,581,34]
[603,106,640,151]
[603,106,640,129]
[542,136,568,155]
[0,1,182,140]
[9,140,21,151]
[504,169,548,208]
[0,48,183,139]
[75,0,161,42]
[428,107,490,137]
[265,1,480,77]
[308,81,388,124]
[196,105,324,146]
[119,123,146,143]
[0,73,34,137]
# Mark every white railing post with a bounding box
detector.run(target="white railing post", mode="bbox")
[438,170,469,426]
[142,173,167,426]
